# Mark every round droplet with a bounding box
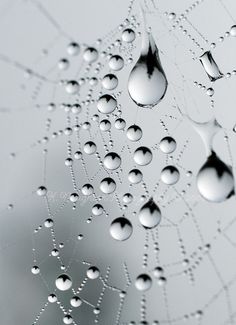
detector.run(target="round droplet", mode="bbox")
[102,74,118,90]
[134,147,152,166]
[48,294,57,303]
[128,169,143,184]
[55,274,72,291]
[127,125,142,141]
[92,204,103,216]
[84,141,97,154]
[31,266,40,275]
[230,25,236,37]
[70,296,82,308]
[83,47,98,63]
[110,217,133,241]
[197,151,234,202]
[87,266,100,279]
[37,186,47,196]
[97,94,117,114]
[159,137,176,153]
[100,177,116,194]
[123,193,133,204]
[161,166,180,185]
[109,55,124,71]
[58,58,69,70]
[122,28,136,42]
[115,118,126,130]
[63,315,73,324]
[67,42,80,56]
[135,274,152,291]
[100,119,111,131]
[70,193,79,202]
[82,184,94,196]
[139,198,161,229]
[65,80,79,94]
[104,152,121,170]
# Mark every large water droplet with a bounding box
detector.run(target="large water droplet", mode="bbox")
[197,151,234,202]
[100,177,116,194]
[135,273,152,291]
[134,146,152,166]
[109,217,133,241]
[97,94,117,114]
[55,274,72,291]
[104,152,121,170]
[161,165,180,185]
[128,32,168,107]
[138,198,162,229]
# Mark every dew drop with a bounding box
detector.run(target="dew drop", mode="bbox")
[109,217,133,241]
[199,51,223,82]
[102,74,118,90]
[104,152,121,170]
[135,273,152,291]
[197,151,234,202]
[134,146,152,166]
[100,177,116,194]
[55,274,72,291]
[97,94,117,114]
[138,198,162,229]
[161,166,180,185]
[128,31,168,107]
[159,136,176,153]
[127,125,143,141]
[109,55,124,71]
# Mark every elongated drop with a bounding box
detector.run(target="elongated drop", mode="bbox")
[199,51,223,82]
[138,197,161,229]
[128,32,168,107]
[197,151,234,202]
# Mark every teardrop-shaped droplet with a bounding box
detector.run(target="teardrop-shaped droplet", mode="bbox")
[128,32,168,107]
[138,198,162,229]
[197,151,234,203]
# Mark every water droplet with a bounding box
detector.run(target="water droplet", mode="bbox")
[115,118,126,130]
[81,184,94,195]
[92,204,104,216]
[138,198,162,229]
[70,296,82,308]
[134,146,152,166]
[128,169,143,183]
[48,294,57,303]
[97,94,117,114]
[87,266,100,279]
[83,47,98,63]
[65,80,79,94]
[63,315,73,324]
[135,273,152,291]
[197,151,234,202]
[102,73,118,90]
[55,274,72,291]
[84,141,97,154]
[199,51,223,82]
[100,177,116,194]
[109,217,133,241]
[109,55,124,71]
[161,166,180,185]
[31,266,40,275]
[100,119,111,131]
[230,25,236,37]
[67,42,80,56]
[37,186,47,196]
[104,152,121,170]
[128,32,168,107]
[122,28,136,42]
[127,125,143,141]
[159,136,176,153]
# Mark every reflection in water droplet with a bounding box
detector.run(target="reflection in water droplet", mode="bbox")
[128,32,168,107]
[87,266,100,279]
[161,166,180,185]
[102,74,118,90]
[55,274,72,291]
[97,94,117,114]
[100,177,116,194]
[127,125,143,141]
[199,51,223,82]
[104,152,121,170]
[70,296,82,308]
[109,55,124,71]
[134,146,152,166]
[128,169,143,184]
[197,151,234,202]
[159,136,176,153]
[122,28,136,42]
[83,47,98,63]
[100,119,111,131]
[135,273,152,291]
[138,198,162,229]
[110,217,133,241]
